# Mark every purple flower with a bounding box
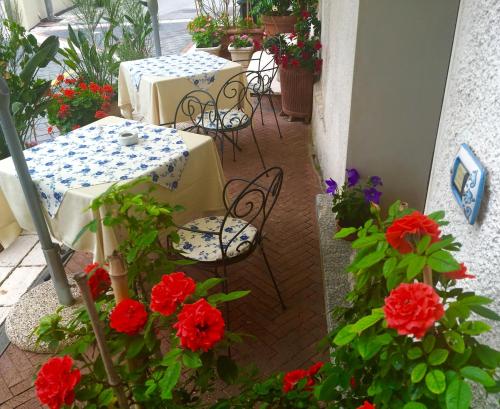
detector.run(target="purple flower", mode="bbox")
[346,168,360,187]
[363,187,382,204]
[325,178,338,195]
[370,176,383,187]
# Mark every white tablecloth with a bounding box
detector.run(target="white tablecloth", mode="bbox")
[0,117,226,261]
[118,52,243,125]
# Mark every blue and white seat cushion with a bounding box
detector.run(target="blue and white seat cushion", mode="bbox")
[196,109,249,130]
[173,216,257,262]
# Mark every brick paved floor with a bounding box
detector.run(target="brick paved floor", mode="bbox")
[0,99,327,408]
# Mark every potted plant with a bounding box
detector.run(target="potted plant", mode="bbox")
[228,34,255,68]
[325,168,383,238]
[255,0,296,35]
[47,76,115,134]
[187,15,223,55]
[264,3,321,122]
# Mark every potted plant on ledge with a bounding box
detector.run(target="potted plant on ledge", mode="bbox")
[228,34,255,68]
[187,15,223,56]
[256,0,296,35]
[325,168,383,240]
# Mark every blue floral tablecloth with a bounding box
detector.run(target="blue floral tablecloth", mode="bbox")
[126,51,229,89]
[24,121,189,218]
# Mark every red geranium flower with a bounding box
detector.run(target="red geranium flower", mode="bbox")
[72,124,80,130]
[64,78,76,84]
[385,211,441,254]
[150,272,196,316]
[301,51,310,60]
[281,54,289,68]
[95,110,108,119]
[84,262,111,299]
[101,101,111,111]
[314,58,323,73]
[297,40,305,48]
[383,282,444,339]
[56,74,64,83]
[102,84,114,94]
[357,402,375,409]
[314,40,322,50]
[350,376,356,389]
[35,355,81,409]
[253,39,262,51]
[443,263,475,280]
[63,89,75,98]
[301,10,311,19]
[291,58,300,68]
[110,299,148,335]
[89,82,101,93]
[79,82,87,90]
[283,369,312,392]
[47,126,53,134]
[173,299,225,352]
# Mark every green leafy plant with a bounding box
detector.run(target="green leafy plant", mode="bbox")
[251,0,292,17]
[0,19,59,159]
[187,15,224,48]
[325,169,383,229]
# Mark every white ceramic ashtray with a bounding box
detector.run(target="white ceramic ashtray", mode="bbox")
[118,129,139,146]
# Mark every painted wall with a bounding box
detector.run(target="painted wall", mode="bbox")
[311,0,359,186]
[425,0,500,351]
[9,0,72,29]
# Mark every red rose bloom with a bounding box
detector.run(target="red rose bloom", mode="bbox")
[385,211,441,254]
[150,272,196,316]
[173,299,225,352]
[308,361,324,376]
[35,355,81,409]
[444,263,475,280]
[95,110,108,119]
[110,299,148,335]
[84,262,111,299]
[357,402,375,409]
[102,84,114,94]
[283,369,312,392]
[63,89,75,98]
[383,282,444,339]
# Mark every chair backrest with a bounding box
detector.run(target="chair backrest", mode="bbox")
[218,167,284,258]
[173,89,216,131]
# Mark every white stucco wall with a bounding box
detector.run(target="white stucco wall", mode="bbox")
[425,0,500,353]
[311,0,359,185]
[10,0,72,29]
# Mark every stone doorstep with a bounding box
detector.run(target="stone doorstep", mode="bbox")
[0,235,38,268]
[0,266,46,308]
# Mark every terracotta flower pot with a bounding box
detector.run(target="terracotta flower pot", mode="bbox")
[279,66,314,123]
[194,44,221,56]
[228,45,254,68]
[262,15,297,36]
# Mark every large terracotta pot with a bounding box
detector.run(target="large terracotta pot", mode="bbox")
[220,27,264,60]
[262,15,297,36]
[279,66,314,123]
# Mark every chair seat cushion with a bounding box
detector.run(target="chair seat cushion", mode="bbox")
[196,109,249,130]
[173,216,258,262]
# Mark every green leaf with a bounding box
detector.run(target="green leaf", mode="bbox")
[195,278,223,297]
[160,348,182,366]
[411,363,427,383]
[159,361,181,399]
[217,355,238,384]
[408,347,423,360]
[428,349,449,366]
[475,345,500,369]
[356,250,387,269]
[351,310,385,334]
[319,372,340,400]
[356,333,392,360]
[445,331,465,353]
[458,321,491,335]
[334,227,357,239]
[423,335,436,353]
[445,378,472,409]
[427,251,460,273]
[403,403,427,409]
[126,337,145,359]
[458,295,492,306]
[416,235,432,254]
[425,369,446,394]
[383,257,398,278]
[333,324,356,346]
[425,237,454,255]
[182,351,203,369]
[97,388,114,406]
[351,234,383,249]
[469,305,500,321]
[207,290,250,305]
[407,255,427,280]
[459,366,495,387]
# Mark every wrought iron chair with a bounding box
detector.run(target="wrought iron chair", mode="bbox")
[171,167,286,311]
[173,70,267,170]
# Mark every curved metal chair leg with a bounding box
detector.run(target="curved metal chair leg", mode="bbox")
[259,243,286,310]
[267,94,283,139]
[259,95,264,126]
[250,123,267,172]
[231,131,236,161]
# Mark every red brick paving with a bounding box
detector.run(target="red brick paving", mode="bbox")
[0,97,327,408]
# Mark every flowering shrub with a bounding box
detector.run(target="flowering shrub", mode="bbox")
[229,34,253,48]
[83,262,111,300]
[47,75,114,134]
[325,168,383,229]
[187,15,223,48]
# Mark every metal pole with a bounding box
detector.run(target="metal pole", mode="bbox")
[146,0,161,56]
[74,273,129,409]
[43,0,55,20]
[0,77,74,306]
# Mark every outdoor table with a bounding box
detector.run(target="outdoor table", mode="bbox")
[0,116,226,261]
[118,51,244,126]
